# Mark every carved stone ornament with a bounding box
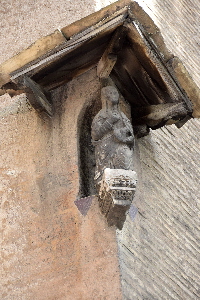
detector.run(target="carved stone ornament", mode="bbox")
[99,168,137,229]
[91,85,137,229]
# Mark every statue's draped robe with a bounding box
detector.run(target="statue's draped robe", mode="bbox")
[91,108,134,182]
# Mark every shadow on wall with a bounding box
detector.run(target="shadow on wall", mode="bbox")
[77,93,102,198]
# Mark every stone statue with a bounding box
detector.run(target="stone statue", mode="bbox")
[91,85,135,183]
[91,85,137,229]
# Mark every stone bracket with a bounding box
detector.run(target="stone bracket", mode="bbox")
[97,25,128,79]
[98,168,137,230]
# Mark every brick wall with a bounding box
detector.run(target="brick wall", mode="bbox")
[117,1,200,299]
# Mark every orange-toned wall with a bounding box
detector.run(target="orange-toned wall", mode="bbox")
[1,68,122,299]
[0,2,124,299]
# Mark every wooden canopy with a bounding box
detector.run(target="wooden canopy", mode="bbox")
[0,0,200,132]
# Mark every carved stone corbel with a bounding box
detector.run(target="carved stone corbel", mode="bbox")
[99,168,137,229]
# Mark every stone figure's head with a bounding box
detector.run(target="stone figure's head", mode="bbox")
[101,86,119,107]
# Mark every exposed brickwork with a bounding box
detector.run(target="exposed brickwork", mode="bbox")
[137,0,200,87]
[118,121,200,299]
[118,1,200,299]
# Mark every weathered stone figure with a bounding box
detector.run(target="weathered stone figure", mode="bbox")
[91,85,135,183]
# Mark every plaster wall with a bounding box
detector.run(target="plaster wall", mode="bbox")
[0,69,121,299]
[0,1,121,299]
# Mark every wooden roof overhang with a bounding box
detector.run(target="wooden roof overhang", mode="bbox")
[0,0,200,132]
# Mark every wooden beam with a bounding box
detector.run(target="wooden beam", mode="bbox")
[0,82,25,97]
[167,57,200,118]
[23,77,53,116]
[132,102,188,127]
[125,21,193,112]
[97,26,127,78]
[0,30,66,87]
[61,0,130,38]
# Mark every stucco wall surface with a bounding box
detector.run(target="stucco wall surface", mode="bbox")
[117,1,200,299]
[0,0,92,64]
[0,0,117,65]
[0,1,119,299]
[0,68,122,299]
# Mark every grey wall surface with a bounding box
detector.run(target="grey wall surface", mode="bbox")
[117,1,200,299]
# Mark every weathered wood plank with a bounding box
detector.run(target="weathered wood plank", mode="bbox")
[97,26,127,78]
[128,1,172,62]
[125,22,192,111]
[112,45,164,107]
[167,57,200,118]
[32,30,114,90]
[0,30,66,87]
[23,76,53,116]
[9,15,125,88]
[61,0,130,39]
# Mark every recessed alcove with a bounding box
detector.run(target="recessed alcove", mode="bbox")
[78,93,101,198]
